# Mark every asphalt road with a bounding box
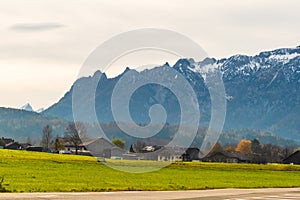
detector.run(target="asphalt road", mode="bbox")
[0,188,299,200]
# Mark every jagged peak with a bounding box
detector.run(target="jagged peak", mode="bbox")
[228,54,250,61]
[258,46,300,58]
[173,58,194,71]
[124,66,131,73]
[163,62,170,67]
[20,103,34,112]
[198,57,216,66]
[93,70,103,77]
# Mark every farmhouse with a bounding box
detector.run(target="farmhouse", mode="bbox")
[26,146,43,152]
[202,151,250,163]
[81,137,125,158]
[157,146,183,162]
[182,148,200,161]
[0,138,32,150]
[59,137,83,153]
[20,143,31,150]
[4,142,22,150]
[283,150,300,164]
[0,137,14,148]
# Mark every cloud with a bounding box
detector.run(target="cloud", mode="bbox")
[10,22,65,31]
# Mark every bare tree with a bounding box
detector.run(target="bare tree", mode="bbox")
[41,125,52,151]
[210,142,223,153]
[64,122,87,155]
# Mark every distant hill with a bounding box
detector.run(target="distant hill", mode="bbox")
[0,107,68,143]
[44,45,300,143]
[0,107,296,147]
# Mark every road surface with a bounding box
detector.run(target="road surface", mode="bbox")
[0,188,299,200]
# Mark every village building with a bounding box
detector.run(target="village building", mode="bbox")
[0,137,14,148]
[157,146,184,162]
[4,142,22,150]
[283,150,300,164]
[201,151,251,163]
[19,143,31,150]
[182,147,200,161]
[80,137,125,158]
[26,146,43,152]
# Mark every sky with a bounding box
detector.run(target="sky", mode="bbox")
[0,0,300,110]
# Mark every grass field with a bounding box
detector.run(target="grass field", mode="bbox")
[0,149,300,192]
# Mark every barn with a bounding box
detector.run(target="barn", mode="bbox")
[283,150,300,164]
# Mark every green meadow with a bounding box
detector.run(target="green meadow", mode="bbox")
[0,149,300,192]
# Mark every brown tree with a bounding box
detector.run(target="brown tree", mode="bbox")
[236,139,252,155]
[210,142,223,153]
[262,144,284,163]
[64,122,87,155]
[225,145,236,152]
[41,125,52,151]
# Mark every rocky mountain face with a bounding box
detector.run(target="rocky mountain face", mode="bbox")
[44,46,300,143]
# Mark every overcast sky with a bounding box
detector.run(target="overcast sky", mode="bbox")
[1,0,300,110]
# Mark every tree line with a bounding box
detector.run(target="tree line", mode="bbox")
[40,122,297,162]
[211,139,295,163]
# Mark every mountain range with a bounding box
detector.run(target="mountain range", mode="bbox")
[43,45,300,143]
[0,45,299,146]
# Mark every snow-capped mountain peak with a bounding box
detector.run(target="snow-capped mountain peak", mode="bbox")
[20,103,34,112]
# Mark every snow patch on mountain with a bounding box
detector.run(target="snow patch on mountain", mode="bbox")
[20,103,34,112]
[269,53,300,64]
[20,103,44,113]
[36,108,45,113]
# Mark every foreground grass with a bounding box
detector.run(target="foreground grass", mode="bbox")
[0,149,300,192]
